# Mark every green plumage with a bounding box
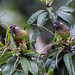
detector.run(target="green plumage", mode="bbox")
[10,25,30,50]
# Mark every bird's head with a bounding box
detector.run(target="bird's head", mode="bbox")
[53,21,63,29]
[9,25,22,37]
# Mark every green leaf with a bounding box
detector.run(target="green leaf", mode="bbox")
[56,11,74,26]
[0,42,4,47]
[63,52,74,75]
[58,6,75,12]
[37,12,48,27]
[65,0,73,6]
[7,26,11,42]
[40,0,45,4]
[72,55,75,69]
[45,58,52,72]
[1,56,18,75]
[27,10,44,25]
[47,49,58,58]
[32,28,40,48]
[13,71,24,75]
[50,60,56,71]
[20,57,29,75]
[47,7,57,21]
[0,52,12,65]
[37,59,44,75]
[24,50,39,57]
[29,60,38,75]
[47,67,51,75]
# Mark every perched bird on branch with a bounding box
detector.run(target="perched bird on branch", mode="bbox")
[53,21,70,41]
[9,25,30,50]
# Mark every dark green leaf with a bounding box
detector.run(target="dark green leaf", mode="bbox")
[45,58,52,72]
[47,7,57,21]
[37,59,44,75]
[63,52,74,75]
[20,57,29,75]
[72,55,75,69]
[32,28,40,47]
[58,6,75,13]
[24,50,39,57]
[65,0,73,6]
[13,70,24,75]
[50,60,56,71]
[29,60,38,75]
[37,12,48,27]
[47,49,58,58]
[27,10,44,24]
[0,52,12,65]
[0,42,4,47]
[1,56,18,75]
[56,11,74,26]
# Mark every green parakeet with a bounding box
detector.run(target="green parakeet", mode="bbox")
[9,25,30,50]
[53,21,70,41]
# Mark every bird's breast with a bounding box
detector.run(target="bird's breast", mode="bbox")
[14,39,23,47]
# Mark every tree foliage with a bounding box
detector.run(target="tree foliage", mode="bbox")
[0,0,75,75]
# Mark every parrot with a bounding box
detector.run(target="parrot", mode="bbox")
[53,21,70,41]
[9,25,30,50]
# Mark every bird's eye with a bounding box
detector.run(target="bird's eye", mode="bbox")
[53,23,58,28]
[53,24,56,26]
[10,26,13,28]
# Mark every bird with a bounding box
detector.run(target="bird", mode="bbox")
[9,25,30,50]
[53,21,70,40]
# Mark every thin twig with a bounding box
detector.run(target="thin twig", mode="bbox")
[16,69,23,72]
[0,47,8,58]
[40,44,54,55]
[32,24,55,36]
[56,47,64,68]
[42,26,55,36]
[14,56,19,67]
[0,12,7,17]
[26,40,37,44]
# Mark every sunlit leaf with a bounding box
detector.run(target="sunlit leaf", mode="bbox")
[47,7,57,21]
[47,67,51,75]
[56,11,74,26]
[0,42,4,47]
[1,56,18,75]
[20,57,29,75]
[58,6,75,13]
[40,0,46,5]
[0,52,12,65]
[7,26,11,42]
[27,10,44,24]
[63,52,74,75]
[37,12,48,27]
